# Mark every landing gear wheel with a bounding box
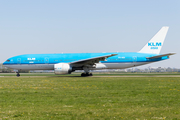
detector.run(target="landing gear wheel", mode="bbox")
[81,73,86,77]
[81,73,93,77]
[16,72,20,77]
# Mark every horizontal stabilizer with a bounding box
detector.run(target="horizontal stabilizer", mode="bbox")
[146,53,175,59]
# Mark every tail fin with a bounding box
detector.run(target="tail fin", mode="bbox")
[139,26,169,54]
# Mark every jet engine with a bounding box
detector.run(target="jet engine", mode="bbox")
[54,63,72,74]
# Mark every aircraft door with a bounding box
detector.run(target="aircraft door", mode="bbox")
[17,58,21,64]
[133,56,137,62]
[44,57,49,64]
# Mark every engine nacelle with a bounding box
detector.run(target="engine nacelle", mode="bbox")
[91,63,107,70]
[54,63,72,75]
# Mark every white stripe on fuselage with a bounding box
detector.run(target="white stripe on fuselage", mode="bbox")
[4,62,152,70]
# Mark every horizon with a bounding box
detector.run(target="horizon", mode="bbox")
[0,1,179,68]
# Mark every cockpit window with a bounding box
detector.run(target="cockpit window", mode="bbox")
[6,60,10,62]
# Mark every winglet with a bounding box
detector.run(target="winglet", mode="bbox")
[139,27,169,54]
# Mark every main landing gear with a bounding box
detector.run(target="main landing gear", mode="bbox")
[81,67,93,77]
[16,72,20,77]
[81,73,93,77]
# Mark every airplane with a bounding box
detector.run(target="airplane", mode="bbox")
[3,26,175,77]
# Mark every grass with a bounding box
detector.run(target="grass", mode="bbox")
[0,76,180,119]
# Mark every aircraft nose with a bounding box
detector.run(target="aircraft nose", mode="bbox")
[3,59,9,66]
[3,61,6,66]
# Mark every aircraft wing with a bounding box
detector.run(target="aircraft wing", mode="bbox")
[146,53,175,59]
[70,54,117,66]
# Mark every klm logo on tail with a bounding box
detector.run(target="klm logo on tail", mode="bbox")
[148,42,162,49]
[148,42,162,46]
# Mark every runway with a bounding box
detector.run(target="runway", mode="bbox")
[1,75,180,77]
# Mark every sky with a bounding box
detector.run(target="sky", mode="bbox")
[0,0,179,68]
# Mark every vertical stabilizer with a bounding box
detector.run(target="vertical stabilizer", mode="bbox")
[139,27,169,54]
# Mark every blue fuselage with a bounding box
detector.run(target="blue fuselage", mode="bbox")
[3,52,168,70]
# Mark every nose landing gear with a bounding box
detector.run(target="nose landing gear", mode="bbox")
[16,72,20,77]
